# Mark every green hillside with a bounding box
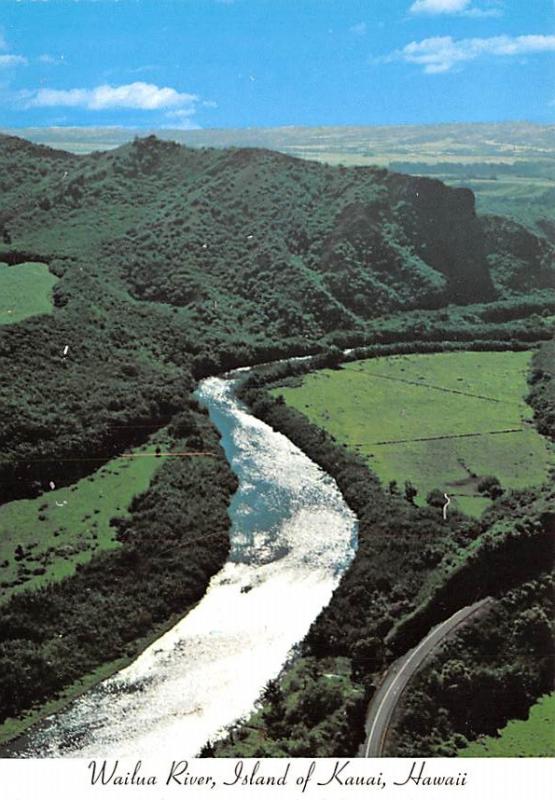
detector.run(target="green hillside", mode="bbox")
[0,131,552,510]
[7,122,554,238]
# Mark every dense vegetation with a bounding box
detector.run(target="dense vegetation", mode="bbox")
[528,338,555,441]
[0,131,553,750]
[389,565,553,757]
[1,132,551,505]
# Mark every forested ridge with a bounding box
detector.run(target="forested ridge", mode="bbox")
[1,132,553,504]
[0,132,553,749]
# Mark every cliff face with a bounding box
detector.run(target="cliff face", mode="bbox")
[319,175,495,315]
[390,176,495,304]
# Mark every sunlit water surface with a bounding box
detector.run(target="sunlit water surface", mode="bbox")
[15,374,357,757]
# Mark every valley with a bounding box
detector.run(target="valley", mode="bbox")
[0,129,552,758]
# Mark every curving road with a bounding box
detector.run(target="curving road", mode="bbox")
[363,597,494,757]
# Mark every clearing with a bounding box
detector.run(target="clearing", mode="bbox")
[272,351,552,516]
[0,433,168,604]
[459,692,555,757]
[0,261,57,324]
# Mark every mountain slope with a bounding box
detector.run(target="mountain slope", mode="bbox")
[0,133,553,505]
[4,135,552,333]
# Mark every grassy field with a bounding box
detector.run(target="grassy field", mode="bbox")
[272,351,552,517]
[459,693,555,757]
[0,432,169,604]
[0,261,57,324]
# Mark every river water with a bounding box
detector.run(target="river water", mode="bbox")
[11,373,357,757]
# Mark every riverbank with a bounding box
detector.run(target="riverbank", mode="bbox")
[0,604,196,750]
[2,374,356,757]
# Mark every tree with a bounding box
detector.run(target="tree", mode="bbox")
[295,678,343,726]
[199,740,215,757]
[439,660,473,697]
[351,636,384,681]
[322,346,343,369]
[477,475,504,500]
[514,607,552,650]
[261,679,287,736]
[404,481,418,504]
[426,488,446,508]
[169,410,196,439]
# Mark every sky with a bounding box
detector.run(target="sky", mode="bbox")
[0,0,554,129]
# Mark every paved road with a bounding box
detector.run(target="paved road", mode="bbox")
[363,597,493,757]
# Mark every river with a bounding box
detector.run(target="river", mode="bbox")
[9,372,357,757]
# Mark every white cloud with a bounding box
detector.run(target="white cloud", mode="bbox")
[26,81,198,110]
[350,22,367,36]
[410,0,470,12]
[409,0,503,16]
[0,30,27,68]
[164,108,201,130]
[0,54,27,68]
[165,108,196,119]
[462,6,503,17]
[389,34,555,74]
[38,54,64,65]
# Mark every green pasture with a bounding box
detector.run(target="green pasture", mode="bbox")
[0,434,168,604]
[272,351,552,516]
[459,693,555,757]
[0,261,57,324]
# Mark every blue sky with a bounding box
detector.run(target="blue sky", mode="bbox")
[0,0,554,129]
